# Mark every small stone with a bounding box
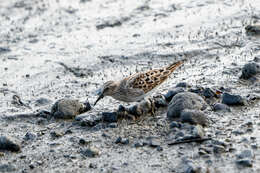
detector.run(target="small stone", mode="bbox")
[222,92,246,106]
[23,132,37,141]
[175,131,185,139]
[237,150,253,159]
[134,142,143,148]
[169,121,181,128]
[213,145,226,154]
[115,137,122,144]
[50,131,63,139]
[167,92,207,119]
[212,103,231,112]
[0,164,16,172]
[34,98,52,106]
[51,99,89,119]
[180,109,208,126]
[203,88,216,98]
[80,146,100,158]
[156,146,163,151]
[236,159,253,167]
[102,112,118,123]
[176,82,190,88]
[75,113,102,127]
[79,138,87,145]
[0,136,21,152]
[164,87,185,102]
[108,123,117,128]
[89,163,97,169]
[240,62,260,79]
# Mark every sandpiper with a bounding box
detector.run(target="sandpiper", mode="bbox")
[94,60,184,106]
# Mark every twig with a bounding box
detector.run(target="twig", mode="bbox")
[168,137,212,145]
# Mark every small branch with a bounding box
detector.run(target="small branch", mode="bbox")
[168,138,212,145]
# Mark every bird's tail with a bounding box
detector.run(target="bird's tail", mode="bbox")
[166,60,185,72]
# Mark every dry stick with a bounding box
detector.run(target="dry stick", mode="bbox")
[168,138,212,146]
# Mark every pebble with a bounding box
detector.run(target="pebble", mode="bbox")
[236,159,253,167]
[222,92,246,106]
[164,87,185,102]
[50,131,63,139]
[80,146,100,158]
[213,145,226,154]
[212,103,231,112]
[102,112,118,123]
[180,109,208,126]
[0,136,21,152]
[167,92,207,119]
[23,132,37,141]
[108,123,118,128]
[0,164,16,172]
[75,113,102,127]
[203,88,216,98]
[240,62,260,79]
[236,150,253,159]
[176,82,190,88]
[146,137,160,148]
[169,121,181,128]
[51,99,90,119]
[115,137,129,145]
[34,97,52,106]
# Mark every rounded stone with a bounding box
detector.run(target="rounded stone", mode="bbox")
[222,92,246,106]
[240,62,260,79]
[167,92,207,119]
[180,109,208,126]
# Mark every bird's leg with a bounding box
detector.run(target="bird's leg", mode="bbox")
[148,97,156,116]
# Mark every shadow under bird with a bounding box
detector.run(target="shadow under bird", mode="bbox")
[94,60,184,106]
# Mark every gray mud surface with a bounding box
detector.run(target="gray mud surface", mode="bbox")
[0,0,260,172]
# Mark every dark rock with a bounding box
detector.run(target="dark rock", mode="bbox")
[0,164,16,172]
[222,92,246,106]
[253,56,260,63]
[188,86,204,95]
[176,82,190,88]
[232,129,244,135]
[169,121,181,128]
[153,95,168,108]
[51,99,89,119]
[203,88,216,98]
[35,98,52,106]
[75,113,102,127]
[23,132,36,141]
[236,159,253,167]
[245,25,260,35]
[80,147,100,157]
[164,87,185,102]
[156,146,163,151]
[0,136,21,152]
[102,112,118,123]
[36,110,52,119]
[115,137,129,145]
[237,150,253,159]
[167,92,207,119]
[212,103,231,112]
[180,109,208,126]
[79,138,87,145]
[133,142,143,148]
[89,163,97,169]
[118,105,126,112]
[175,131,185,139]
[96,17,129,30]
[50,131,63,139]
[213,145,226,154]
[108,123,117,128]
[240,62,260,79]
[0,47,11,54]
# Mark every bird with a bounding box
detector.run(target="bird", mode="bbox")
[94,60,184,106]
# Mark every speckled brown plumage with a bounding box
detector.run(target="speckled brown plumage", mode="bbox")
[94,60,184,105]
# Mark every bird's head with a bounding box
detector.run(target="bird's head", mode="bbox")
[94,81,118,106]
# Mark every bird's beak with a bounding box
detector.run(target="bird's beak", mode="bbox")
[94,94,104,106]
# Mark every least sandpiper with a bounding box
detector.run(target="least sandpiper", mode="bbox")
[94,60,184,106]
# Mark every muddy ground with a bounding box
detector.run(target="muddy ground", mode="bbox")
[0,0,260,172]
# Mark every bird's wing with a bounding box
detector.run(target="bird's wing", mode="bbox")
[126,60,183,93]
